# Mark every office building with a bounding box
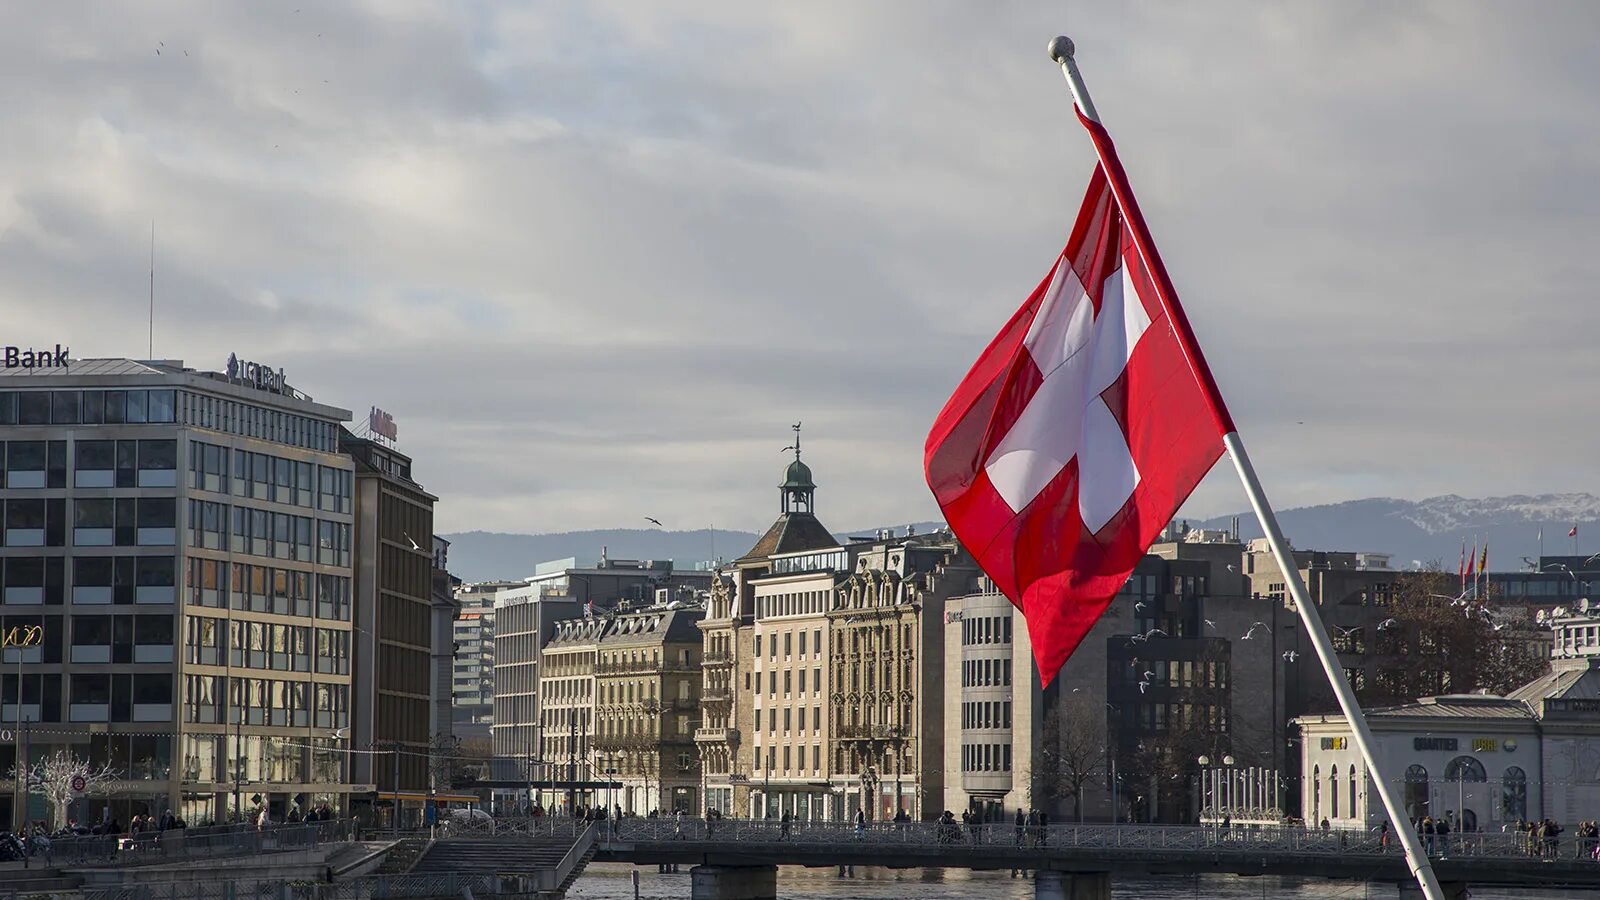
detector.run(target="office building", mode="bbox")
[342,431,440,826]
[0,356,355,827]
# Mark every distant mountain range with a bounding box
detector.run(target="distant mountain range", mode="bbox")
[1189,493,1600,570]
[440,521,946,582]
[441,495,1600,582]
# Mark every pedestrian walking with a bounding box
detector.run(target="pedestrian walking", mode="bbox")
[1025,809,1038,849]
[1014,809,1026,847]
[854,808,865,841]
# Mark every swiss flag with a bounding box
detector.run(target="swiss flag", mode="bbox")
[925,113,1232,684]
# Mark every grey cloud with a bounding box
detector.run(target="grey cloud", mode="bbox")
[1,1,1596,536]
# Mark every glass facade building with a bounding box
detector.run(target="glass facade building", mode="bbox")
[0,358,354,827]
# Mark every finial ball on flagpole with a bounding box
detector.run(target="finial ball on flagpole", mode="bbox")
[1048,35,1075,63]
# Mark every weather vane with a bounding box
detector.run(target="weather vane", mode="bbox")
[781,421,802,460]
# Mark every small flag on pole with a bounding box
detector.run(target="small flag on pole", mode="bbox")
[1570,525,1579,539]
[1458,541,1467,592]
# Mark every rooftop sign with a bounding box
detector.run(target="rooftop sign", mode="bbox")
[226,353,287,394]
[4,344,69,370]
[369,406,398,441]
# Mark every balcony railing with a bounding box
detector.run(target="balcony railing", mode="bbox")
[838,724,906,741]
[694,726,740,744]
[595,660,700,675]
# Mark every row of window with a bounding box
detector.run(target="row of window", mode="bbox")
[961,613,1012,647]
[754,666,823,697]
[185,499,351,565]
[755,627,825,660]
[755,704,823,735]
[756,589,831,619]
[180,391,341,453]
[1,440,180,492]
[961,656,1013,687]
[1116,658,1231,690]
[1,556,180,607]
[184,558,352,621]
[1123,701,1230,733]
[0,389,177,426]
[183,615,350,674]
[3,671,173,720]
[760,743,823,775]
[190,442,353,513]
[3,497,176,549]
[961,699,1013,730]
[183,674,349,728]
[961,742,1013,773]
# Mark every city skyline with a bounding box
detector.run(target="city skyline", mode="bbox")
[2,4,1596,535]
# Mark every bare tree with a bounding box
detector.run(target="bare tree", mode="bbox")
[1364,571,1549,706]
[1035,696,1106,822]
[11,749,119,829]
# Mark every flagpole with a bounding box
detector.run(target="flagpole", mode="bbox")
[1048,36,1448,900]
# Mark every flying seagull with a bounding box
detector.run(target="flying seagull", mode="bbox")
[1282,650,1299,663]
[402,532,421,552]
[644,517,663,527]
[1378,618,1399,631]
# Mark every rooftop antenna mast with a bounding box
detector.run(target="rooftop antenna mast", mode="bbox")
[148,221,155,359]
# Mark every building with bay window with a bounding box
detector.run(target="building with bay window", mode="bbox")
[0,356,356,828]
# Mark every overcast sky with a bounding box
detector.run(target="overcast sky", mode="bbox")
[4,2,1597,535]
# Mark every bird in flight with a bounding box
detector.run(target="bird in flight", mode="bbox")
[332,727,347,739]
[644,517,663,527]
[1204,619,1217,631]
[1543,563,1578,581]
[1377,618,1399,631]
[1282,650,1298,662]
[1333,625,1362,637]
[402,532,421,552]
[1241,621,1267,640]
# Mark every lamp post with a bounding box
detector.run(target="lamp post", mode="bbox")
[5,623,43,849]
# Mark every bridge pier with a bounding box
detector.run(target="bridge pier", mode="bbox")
[1397,882,1469,900]
[1034,870,1110,900]
[690,864,779,900]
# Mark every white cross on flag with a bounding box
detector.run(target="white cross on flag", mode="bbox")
[925,114,1233,684]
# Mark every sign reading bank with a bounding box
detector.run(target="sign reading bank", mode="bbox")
[226,353,287,394]
[3,344,69,370]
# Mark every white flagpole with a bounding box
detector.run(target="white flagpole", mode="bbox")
[1048,36,1448,900]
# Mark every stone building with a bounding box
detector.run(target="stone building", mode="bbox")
[695,571,741,815]
[590,600,704,815]
[828,530,977,821]
[533,614,604,813]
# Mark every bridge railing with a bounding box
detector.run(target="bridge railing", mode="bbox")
[41,819,357,867]
[437,816,590,841]
[592,817,1600,862]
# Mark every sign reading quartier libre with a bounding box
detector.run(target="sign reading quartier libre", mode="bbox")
[3,344,69,369]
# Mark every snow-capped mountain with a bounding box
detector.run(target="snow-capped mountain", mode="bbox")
[1193,493,1600,570]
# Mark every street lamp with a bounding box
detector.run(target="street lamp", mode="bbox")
[5,622,43,859]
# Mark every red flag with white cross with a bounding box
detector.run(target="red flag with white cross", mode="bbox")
[925,112,1233,684]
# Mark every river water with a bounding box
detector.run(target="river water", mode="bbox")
[566,863,1593,899]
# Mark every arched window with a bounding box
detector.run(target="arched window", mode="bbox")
[1349,768,1358,820]
[1404,764,1429,819]
[1312,764,1321,821]
[1444,756,1487,783]
[1330,765,1339,818]
[1502,767,1527,821]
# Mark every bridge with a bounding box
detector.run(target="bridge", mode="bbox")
[436,816,1600,899]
